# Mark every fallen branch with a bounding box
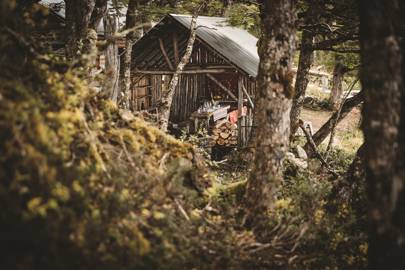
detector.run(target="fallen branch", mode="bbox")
[304,90,364,154]
[299,120,340,178]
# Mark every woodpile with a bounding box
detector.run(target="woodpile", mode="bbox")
[212,121,238,146]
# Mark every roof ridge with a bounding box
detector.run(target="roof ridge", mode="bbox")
[169,13,227,20]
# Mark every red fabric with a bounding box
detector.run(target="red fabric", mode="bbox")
[229,110,238,124]
[228,107,247,124]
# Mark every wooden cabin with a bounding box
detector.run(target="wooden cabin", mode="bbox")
[131,14,260,147]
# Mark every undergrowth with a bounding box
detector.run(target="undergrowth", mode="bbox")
[0,2,367,270]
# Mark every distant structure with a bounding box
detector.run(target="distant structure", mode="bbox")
[131,14,259,147]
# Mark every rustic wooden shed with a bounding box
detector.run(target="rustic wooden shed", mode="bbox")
[131,14,260,147]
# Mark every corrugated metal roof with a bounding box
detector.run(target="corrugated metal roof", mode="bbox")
[170,14,259,77]
[36,4,260,77]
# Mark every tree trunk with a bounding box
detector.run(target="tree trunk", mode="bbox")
[290,30,314,137]
[359,0,405,268]
[159,9,201,131]
[102,15,120,101]
[221,0,233,16]
[394,1,405,246]
[243,0,296,227]
[89,0,108,30]
[65,0,96,61]
[329,61,349,110]
[121,0,145,109]
[304,91,363,156]
[290,0,322,138]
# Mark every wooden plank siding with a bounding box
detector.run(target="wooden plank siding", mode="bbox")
[130,16,257,147]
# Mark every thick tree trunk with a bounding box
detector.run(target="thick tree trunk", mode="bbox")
[359,0,405,268]
[304,90,363,156]
[244,0,296,227]
[394,1,405,244]
[65,0,96,61]
[159,13,199,131]
[329,61,349,110]
[65,0,107,71]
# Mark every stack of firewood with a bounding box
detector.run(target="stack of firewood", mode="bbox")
[212,121,238,146]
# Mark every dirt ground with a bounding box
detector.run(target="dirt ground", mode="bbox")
[300,107,363,153]
[301,107,361,132]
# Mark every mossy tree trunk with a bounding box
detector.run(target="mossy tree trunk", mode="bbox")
[121,0,146,109]
[244,0,296,227]
[103,15,120,101]
[65,0,107,76]
[359,0,405,268]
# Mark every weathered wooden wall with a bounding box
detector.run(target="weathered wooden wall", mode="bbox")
[130,16,257,147]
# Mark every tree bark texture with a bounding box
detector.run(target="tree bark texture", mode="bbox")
[121,0,144,109]
[244,0,296,226]
[394,1,405,246]
[290,0,322,138]
[329,61,349,110]
[290,30,314,138]
[359,0,405,268]
[103,15,120,101]
[304,90,363,156]
[65,0,96,60]
[65,0,107,69]
[89,0,108,30]
[159,11,200,131]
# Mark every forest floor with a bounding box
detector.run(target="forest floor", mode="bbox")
[301,82,364,155]
[301,107,363,155]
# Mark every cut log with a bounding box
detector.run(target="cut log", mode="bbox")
[211,121,239,146]
[220,132,230,139]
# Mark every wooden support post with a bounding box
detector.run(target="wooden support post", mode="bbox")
[242,84,254,109]
[173,33,179,66]
[238,76,244,147]
[206,73,238,101]
[159,38,174,71]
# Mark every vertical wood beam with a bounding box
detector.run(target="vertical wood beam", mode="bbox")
[238,76,244,147]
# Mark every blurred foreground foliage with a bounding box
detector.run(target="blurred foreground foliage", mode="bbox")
[0,2,367,270]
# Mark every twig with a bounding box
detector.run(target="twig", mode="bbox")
[120,136,136,168]
[174,198,191,223]
[299,120,340,178]
[97,23,150,49]
[158,152,170,170]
